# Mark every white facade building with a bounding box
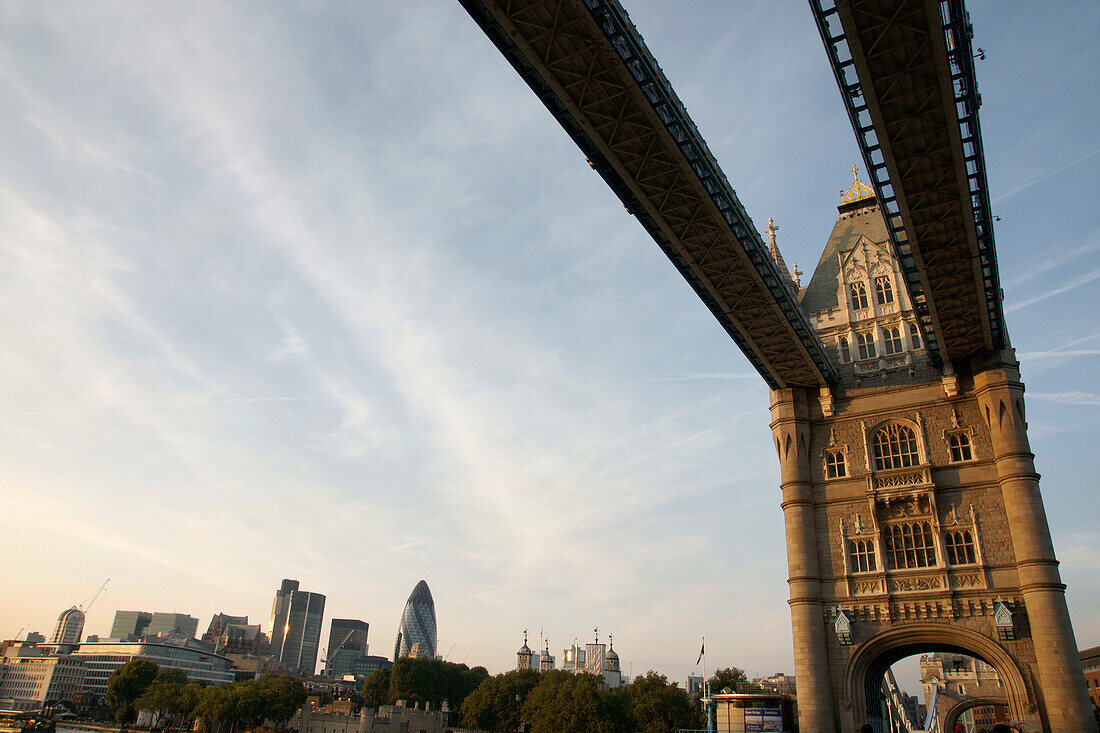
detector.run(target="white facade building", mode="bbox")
[0,654,85,711]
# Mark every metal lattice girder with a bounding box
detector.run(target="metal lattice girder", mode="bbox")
[459,0,837,389]
[810,0,1006,365]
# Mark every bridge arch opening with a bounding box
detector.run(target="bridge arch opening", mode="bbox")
[843,624,1031,732]
[943,696,1011,733]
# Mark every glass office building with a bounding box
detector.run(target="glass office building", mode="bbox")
[268,579,326,677]
[393,580,436,660]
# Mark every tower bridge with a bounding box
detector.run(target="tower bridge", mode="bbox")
[456,1,1096,730]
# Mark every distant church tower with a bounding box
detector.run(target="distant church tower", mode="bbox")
[516,629,534,672]
[539,637,555,672]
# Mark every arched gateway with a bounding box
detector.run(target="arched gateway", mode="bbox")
[770,178,1094,731]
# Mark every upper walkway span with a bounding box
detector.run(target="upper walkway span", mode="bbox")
[459,0,1006,380]
[458,0,837,390]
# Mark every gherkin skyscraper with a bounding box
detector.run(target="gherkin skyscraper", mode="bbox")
[393,580,436,659]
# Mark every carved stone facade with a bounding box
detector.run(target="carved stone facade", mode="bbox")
[768,178,1096,732]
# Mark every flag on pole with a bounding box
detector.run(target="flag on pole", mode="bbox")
[696,640,705,665]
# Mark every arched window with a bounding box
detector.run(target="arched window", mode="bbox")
[850,281,869,310]
[909,322,922,350]
[947,431,973,462]
[945,530,977,564]
[825,450,846,478]
[857,331,876,360]
[875,276,894,305]
[873,423,920,470]
[848,539,876,572]
[838,336,851,363]
[885,521,936,569]
[883,326,903,355]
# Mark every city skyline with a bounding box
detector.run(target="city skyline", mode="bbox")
[1,0,1097,689]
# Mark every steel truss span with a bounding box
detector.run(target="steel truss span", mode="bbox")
[811,0,1006,365]
[459,0,836,389]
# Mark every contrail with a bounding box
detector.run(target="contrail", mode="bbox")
[992,149,1100,204]
[1005,265,1100,313]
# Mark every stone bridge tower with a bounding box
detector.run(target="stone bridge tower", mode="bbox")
[770,171,1095,732]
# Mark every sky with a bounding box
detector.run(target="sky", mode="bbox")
[0,0,1097,697]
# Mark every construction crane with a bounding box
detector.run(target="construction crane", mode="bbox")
[322,629,357,678]
[81,578,110,613]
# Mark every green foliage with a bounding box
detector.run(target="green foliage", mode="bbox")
[188,674,306,729]
[627,671,703,733]
[106,658,159,723]
[386,657,488,712]
[520,671,630,733]
[461,669,541,731]
[361,668,391,707]
[707,666,753,694]
[136,668,196,722]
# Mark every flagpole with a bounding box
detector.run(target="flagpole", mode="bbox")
[701,636,712,733]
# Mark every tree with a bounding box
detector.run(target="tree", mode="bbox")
[258,675,306,727]
[521,671,630,733]
[136,668,192,726]
[707,667,755,695]
[387,657,488,712]
[106,658,159,723]
[362,668,391,707]
[461,669,541,731]
[628,671,703,733]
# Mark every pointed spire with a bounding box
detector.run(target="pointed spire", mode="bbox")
[764,217,798,291]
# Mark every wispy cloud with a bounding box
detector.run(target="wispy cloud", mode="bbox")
[1005,265,1100,313]
[1003,236,1100,289]
[1027,391,1100,406]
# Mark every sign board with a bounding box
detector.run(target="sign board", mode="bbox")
[744,707,782,732]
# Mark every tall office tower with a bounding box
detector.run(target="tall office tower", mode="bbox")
[393,580,436,660]
[110,611,152,640]
[267,579,326,677]
[51,607,85,645]
[326,619,369,677]
[145,613,199,638]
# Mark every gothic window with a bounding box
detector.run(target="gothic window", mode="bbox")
[909,322,922,350]
[857,332,876,360]
[875,276,894,305]
[885,521,937,569]
[825,450,847,478]
[947,431,973,462]
[873,423,919,470]
[838,336,851,363]
[850,281,869,310]
[945,530,977,565]
[848,539,876,572]
[883,326,903,355]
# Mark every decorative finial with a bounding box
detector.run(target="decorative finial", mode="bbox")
[594,627,599,644]
[523,628,528,643]
[841,164,875,204]
[609,633,614,650]
[791,262,803,287]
